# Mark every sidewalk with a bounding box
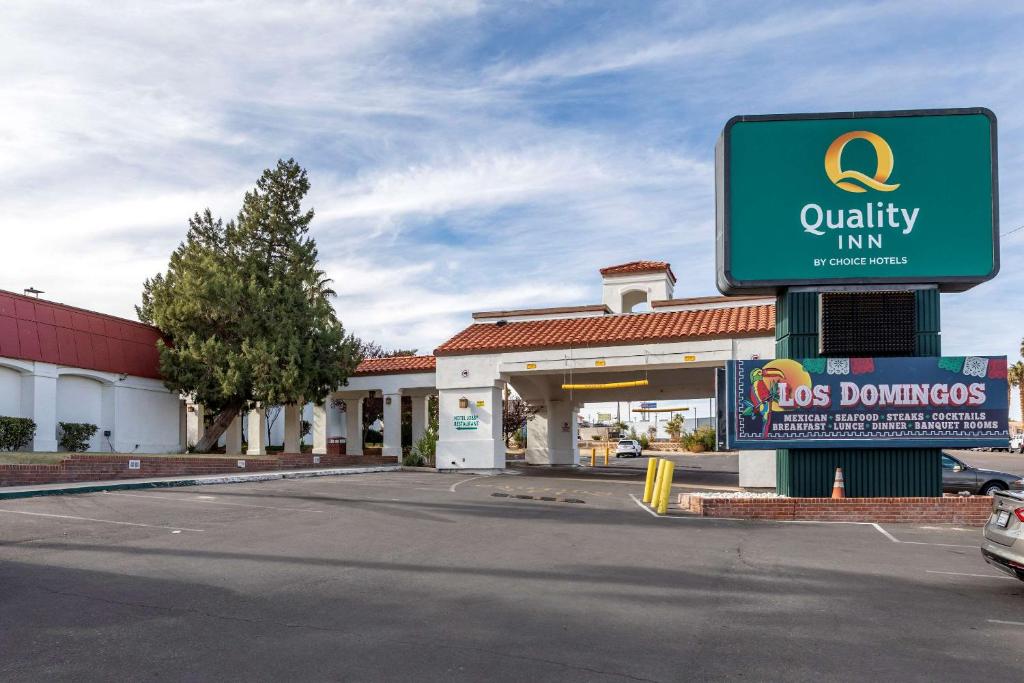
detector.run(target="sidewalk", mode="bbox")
[0,464,401,500]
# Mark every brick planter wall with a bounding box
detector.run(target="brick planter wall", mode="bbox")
[678,494,993,527]
[0,453,398,487]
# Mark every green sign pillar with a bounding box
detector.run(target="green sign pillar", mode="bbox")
[716,108,998,497]
[775,289,942,497]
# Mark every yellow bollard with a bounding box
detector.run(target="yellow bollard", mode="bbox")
[604,446,610,465]
[650,459,668,509]
[643,457,659,503]
[656,462,675,515]
[591,447,597,466]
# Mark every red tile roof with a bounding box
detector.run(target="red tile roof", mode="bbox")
[599,261,676,283]
[435,304,775,356]
[354,355,436,376]
[0,290,163,379]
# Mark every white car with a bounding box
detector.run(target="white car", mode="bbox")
[1012,434,1024,454]
[615,439,642,458]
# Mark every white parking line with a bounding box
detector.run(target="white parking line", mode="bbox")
[629,494,661,518]
[989,619,1024,627]
[898,539,978,548]
[104,491,327,513]
[927,570,1013,580]
[0,508,203,532]
[450,475,495,492]
[626,495,981,548]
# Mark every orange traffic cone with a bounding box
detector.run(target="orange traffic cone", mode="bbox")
[831,467,845,499]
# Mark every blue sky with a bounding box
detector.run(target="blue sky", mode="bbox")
[2,1,1022,398]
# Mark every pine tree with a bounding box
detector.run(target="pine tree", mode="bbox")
[138,159,361,452]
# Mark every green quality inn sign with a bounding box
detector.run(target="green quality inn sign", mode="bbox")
[716,108,999,294]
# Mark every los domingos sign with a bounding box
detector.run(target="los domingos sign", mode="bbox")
[724,356,1010,449]
[716,108,998,294]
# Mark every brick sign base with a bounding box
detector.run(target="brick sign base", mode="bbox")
[678,494,993,527]
[0,453,398,488]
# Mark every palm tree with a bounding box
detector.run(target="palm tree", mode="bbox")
[1009,360,1024,428]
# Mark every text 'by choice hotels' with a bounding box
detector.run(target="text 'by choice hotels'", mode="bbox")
[717,109,997,294]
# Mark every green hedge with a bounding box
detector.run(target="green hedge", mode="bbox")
[0,416,37,451]
[58,422,98,452]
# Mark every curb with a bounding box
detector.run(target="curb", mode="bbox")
[0,465,402,501]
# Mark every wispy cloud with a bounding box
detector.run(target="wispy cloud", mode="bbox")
[1,0,1023,422]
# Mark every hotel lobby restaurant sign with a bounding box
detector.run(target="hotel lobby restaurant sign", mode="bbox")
[716,108,998,294]
[724,357,1009,449]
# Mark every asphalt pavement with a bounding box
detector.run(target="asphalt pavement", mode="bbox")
[1,468,1022,681]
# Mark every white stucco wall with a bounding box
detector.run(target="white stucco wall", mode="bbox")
[601,271,674,313]
[114,381,182,453]
[1,355,182,453]
[0,365,23,417]
[56,374,106,451]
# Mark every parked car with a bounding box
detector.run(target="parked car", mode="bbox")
[942,454,1024,495]
[1011,434,1024,454]
[981,490,1024,582]
[615,439,642,458]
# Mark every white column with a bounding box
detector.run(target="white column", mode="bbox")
[283,403,301,453]
[327,399,344,438]
[345,398,363,456]
[525,404,549,465]
[186,401,205,449]
[312,403,327,455]
[435,386,504,471]
[526,399,577,466]
[739,450,777,490]
[382,392,402,458]
[178,399,187,452]
[24,364,58,452]
[247,405,267,456]
[225,414,242,455]
[410,395,428,445]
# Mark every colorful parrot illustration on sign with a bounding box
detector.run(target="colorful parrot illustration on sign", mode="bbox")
[739,360,813,437]
[740,367,778,436]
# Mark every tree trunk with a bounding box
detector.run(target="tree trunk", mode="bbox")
[1018,383,1024,430]
[193,404,242,453]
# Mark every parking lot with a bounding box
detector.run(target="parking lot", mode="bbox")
[1,469,1022,681]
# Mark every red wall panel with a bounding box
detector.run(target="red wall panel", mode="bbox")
[0,316,20,358]
[0,290,164,379]
[16,319,42,361]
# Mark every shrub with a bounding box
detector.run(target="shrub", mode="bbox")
[681,426,717,452]
[405,425,438,467]
[0,416,36,451]
[698,426,717,451]
[58,422,98,452]
[638,433,650,449]
[364,427,383,445]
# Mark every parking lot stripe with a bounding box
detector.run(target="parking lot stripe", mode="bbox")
[627,496,983,548]
[449,475,494,492]
[927,571,1013,580]
[898,540,977,549]
[629,493,662,517]
[103,491,327,513]
[0,508,204,532]
[988,619,1024,627]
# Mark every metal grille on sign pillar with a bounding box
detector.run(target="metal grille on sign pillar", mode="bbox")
[819,291,916,357]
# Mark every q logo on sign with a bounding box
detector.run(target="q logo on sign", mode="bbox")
[824,131,901,193]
